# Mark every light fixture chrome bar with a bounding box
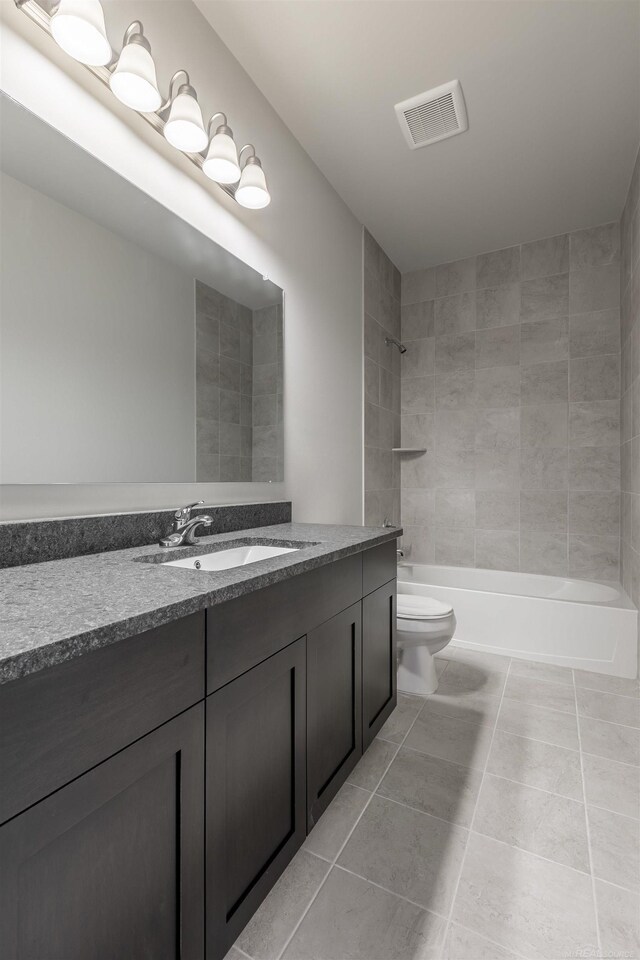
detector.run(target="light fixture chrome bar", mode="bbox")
[13,0,239,202]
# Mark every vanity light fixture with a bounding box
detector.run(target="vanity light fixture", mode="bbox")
[109,22,161,113]
[235,145,271,210]
[202,114,241,184]
[15,0,271,209]
[162,71,208,154]
[49,0,111,66]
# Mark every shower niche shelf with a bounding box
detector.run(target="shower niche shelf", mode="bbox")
[392,447,427,454]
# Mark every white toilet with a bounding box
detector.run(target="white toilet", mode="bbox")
[396,594,456,696]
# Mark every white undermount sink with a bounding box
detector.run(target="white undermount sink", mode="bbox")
[163,544,299,572]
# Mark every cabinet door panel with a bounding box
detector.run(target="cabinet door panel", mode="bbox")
[362,580,397,749]
[0,705,204,960]
[206,637,306,959]
[307,602,362,828]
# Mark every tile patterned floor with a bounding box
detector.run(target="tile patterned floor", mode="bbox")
[228,648,640,960]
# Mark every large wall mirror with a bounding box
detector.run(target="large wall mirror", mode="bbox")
[0,94,283,484]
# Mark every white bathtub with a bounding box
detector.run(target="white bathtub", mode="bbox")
[397,563,638,679]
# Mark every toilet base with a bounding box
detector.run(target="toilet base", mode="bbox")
[397,643,439,696]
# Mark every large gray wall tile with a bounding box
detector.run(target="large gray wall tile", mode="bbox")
[570,222,620,270]
[475,325,520,368]
[520,531,568,575]
[569,492,620,536]
[476,490,519,530]
[402,267,436,305]
[521,404,568,447]
[569,401,620,447]
[401,300,434,339]
[520,274,569,321]
[476,284,521,329]
[570,310,620,358]
[569,356,620,402]
[475,366,520,408]
[520,491,568,532]
[436,333,476,372]
[436,257,476,297]
[520,318,568,365]
[570,263,620,314]
[435,293,476,335]
[521,234,569,280]
[475,530,519,570]
[569,535,620,580]
[476,245,521,289]
[521,361,568,404]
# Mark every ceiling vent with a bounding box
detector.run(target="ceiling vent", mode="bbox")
[395,79,468,150]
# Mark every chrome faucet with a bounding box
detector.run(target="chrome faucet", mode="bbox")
[159,501,214,547]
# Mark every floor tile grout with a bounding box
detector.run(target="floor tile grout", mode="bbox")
[442,655,511,951]
[447,918,529,960]
[273,696,429,960]
[330,862,450,922]
[573,667,603,957]
[372,785,473,831]
[249,660,638,960]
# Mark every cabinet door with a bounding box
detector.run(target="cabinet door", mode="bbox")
[0,704,204,960]
[206,637,306,959]
[362,580,397,749]
[307,602,362,828]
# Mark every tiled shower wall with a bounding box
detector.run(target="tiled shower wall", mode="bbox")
[400,222,622,578]
[364,230,402,526]
[621,147,640,606]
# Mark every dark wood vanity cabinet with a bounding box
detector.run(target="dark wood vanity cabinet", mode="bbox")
[0,540,398,960]
[0,704,205,960]
[206,637,307,958]
[307,602,363,827]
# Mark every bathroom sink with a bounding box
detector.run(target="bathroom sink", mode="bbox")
[163,544,299,571]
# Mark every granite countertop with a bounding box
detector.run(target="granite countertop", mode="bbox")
[0,522,401,685]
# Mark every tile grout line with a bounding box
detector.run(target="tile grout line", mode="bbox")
[393,695,640,762]
[573,667,603,958]
[273,693,431,960]
[440,656,512,949]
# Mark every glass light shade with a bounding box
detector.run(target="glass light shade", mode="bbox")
[109,41,161,112]
[50,0,111,66]
[235,160,271,209]
[163,92,208,153]
[202,131,241,184]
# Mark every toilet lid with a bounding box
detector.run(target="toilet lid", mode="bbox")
[397,594,453,621]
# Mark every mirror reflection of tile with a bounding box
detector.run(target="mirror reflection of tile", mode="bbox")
[196,280,283,483]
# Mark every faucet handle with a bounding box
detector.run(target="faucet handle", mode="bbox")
[174,501,204,527]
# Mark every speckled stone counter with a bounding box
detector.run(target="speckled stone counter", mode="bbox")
[0,523,401,685]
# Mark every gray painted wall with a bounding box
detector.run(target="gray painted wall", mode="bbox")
[620,147,640,605]
[1,172,195,483]
[400,222,622,579]
[363,230,401,526]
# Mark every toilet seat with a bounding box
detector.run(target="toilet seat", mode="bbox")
[397,594,453,622]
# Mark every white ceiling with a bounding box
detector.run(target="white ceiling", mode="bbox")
[197,0,640,272]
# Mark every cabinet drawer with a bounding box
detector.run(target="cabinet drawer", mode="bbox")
[207,553,362,693]
[0,612,205,824]
[362,540,398,596]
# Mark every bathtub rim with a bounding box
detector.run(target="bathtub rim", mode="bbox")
[397,561,636,612]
